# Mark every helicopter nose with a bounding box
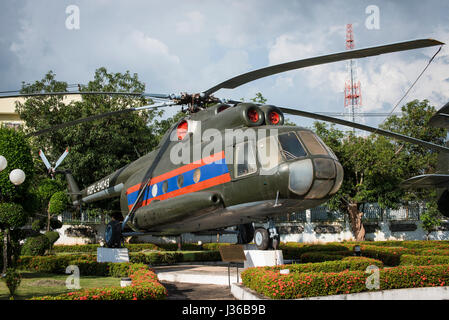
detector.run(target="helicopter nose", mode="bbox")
[288,157,343,199]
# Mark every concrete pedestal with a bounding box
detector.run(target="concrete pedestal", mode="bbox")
[97,247,129,263]
[243,250,283,268]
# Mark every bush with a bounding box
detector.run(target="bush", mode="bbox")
[299,251,352,263]
[270,257,383,274]
[30,264,167,300]
[400,254,449,266]
[45,231,60,245]
[2,268,21,299]
[241,264,449,299]
[279,242,351,260]
[21,235,50,256]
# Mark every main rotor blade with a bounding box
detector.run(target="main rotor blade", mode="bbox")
[26,102,175,137]
[54,148,69,170]
[279,106,449,154]
[0,91,143,98]
[38,149,52,170]
[203,39,444,96]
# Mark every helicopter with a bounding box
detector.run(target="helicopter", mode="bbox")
[2,38,448,250]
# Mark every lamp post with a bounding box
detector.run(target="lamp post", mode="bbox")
[0,155,26,275]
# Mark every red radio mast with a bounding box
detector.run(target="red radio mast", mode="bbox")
[344,24,363,126]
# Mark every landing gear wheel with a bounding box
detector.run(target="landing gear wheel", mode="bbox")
[237,223,255,244]
[254,228,270,250]
[105,220,122,248]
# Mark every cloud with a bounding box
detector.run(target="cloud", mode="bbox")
[175,11,205,35]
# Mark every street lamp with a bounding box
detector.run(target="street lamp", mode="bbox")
[0,155,25,185]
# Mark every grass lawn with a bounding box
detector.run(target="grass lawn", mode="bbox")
[0,271,121,300]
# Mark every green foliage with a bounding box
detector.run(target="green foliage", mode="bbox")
[250,92,267,104]
[31,218,46,232]
[15,69,172,195]
[0,202,28,229]
[0,127,34,202]
[299,251,351,263]
[399,254,449,266]
[30,264,167,300]
[271,256,383,273]
[21,235,51,256]
[421,201,442,238]
[48,191,69,216]
[315,100,447,215]
[44,231,60,245]
[241,264,449,299]
[35,179,62,207]
[2,268,21,298]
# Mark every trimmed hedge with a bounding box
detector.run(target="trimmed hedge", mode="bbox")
[30,264,167,300]
[21,235,51,256]
[270,257,383,274]
[279,242,351,260]
[400,254,449,266]
[17,250,222,273]
[52,242,230,253]
[299,251,353,263]
[241,264,449,299]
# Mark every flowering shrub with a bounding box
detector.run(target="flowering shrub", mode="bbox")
[30,264,167,300]
[241,264,449,299]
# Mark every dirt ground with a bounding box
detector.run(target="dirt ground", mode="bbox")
[161,281,236,300]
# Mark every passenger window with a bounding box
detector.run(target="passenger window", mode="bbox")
[278,132,307,160]
[235,141,257,177]
[258,135,281,171]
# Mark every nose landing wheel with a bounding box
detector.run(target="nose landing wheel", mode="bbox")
[254,219,280,250]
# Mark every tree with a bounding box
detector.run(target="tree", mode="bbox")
[47,191,69,231]
[0,203,28,273]
[420,201,442,240]
[0,127,34,273]
[15,68,176,214]
[29,178,64,232]
[250,92,267,104]
[315,100,447,241]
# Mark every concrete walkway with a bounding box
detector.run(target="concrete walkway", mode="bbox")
[153,264,243,287]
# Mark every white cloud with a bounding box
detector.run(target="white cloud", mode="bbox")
[175,11,205,35]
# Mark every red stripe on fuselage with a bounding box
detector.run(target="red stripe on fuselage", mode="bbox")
[127,172,231,210]
[126,151,226,195]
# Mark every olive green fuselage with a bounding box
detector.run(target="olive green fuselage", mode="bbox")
[72,103,343,235]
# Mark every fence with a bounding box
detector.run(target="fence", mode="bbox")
[275,203,425,224]
[61,211,111,225]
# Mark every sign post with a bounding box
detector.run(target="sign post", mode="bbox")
[219,245,246,288]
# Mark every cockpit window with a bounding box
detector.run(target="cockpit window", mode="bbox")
[298,131,328,156]
[278,132,307,160]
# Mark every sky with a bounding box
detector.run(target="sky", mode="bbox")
[1,0,449,128]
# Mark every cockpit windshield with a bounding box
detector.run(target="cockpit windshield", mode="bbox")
[278,132,307,160]
[297,131,329,156]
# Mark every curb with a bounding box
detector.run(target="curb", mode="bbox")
[231,283,449,300]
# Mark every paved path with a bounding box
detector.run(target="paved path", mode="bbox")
[161,281,236,300]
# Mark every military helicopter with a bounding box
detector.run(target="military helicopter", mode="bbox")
[2,38,448,250]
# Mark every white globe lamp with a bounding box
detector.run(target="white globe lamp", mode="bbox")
[9,169,26,186]
[0,155,7,172]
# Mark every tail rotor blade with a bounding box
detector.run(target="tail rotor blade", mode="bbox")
[39,150,52,170]
[54,148,69,170]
